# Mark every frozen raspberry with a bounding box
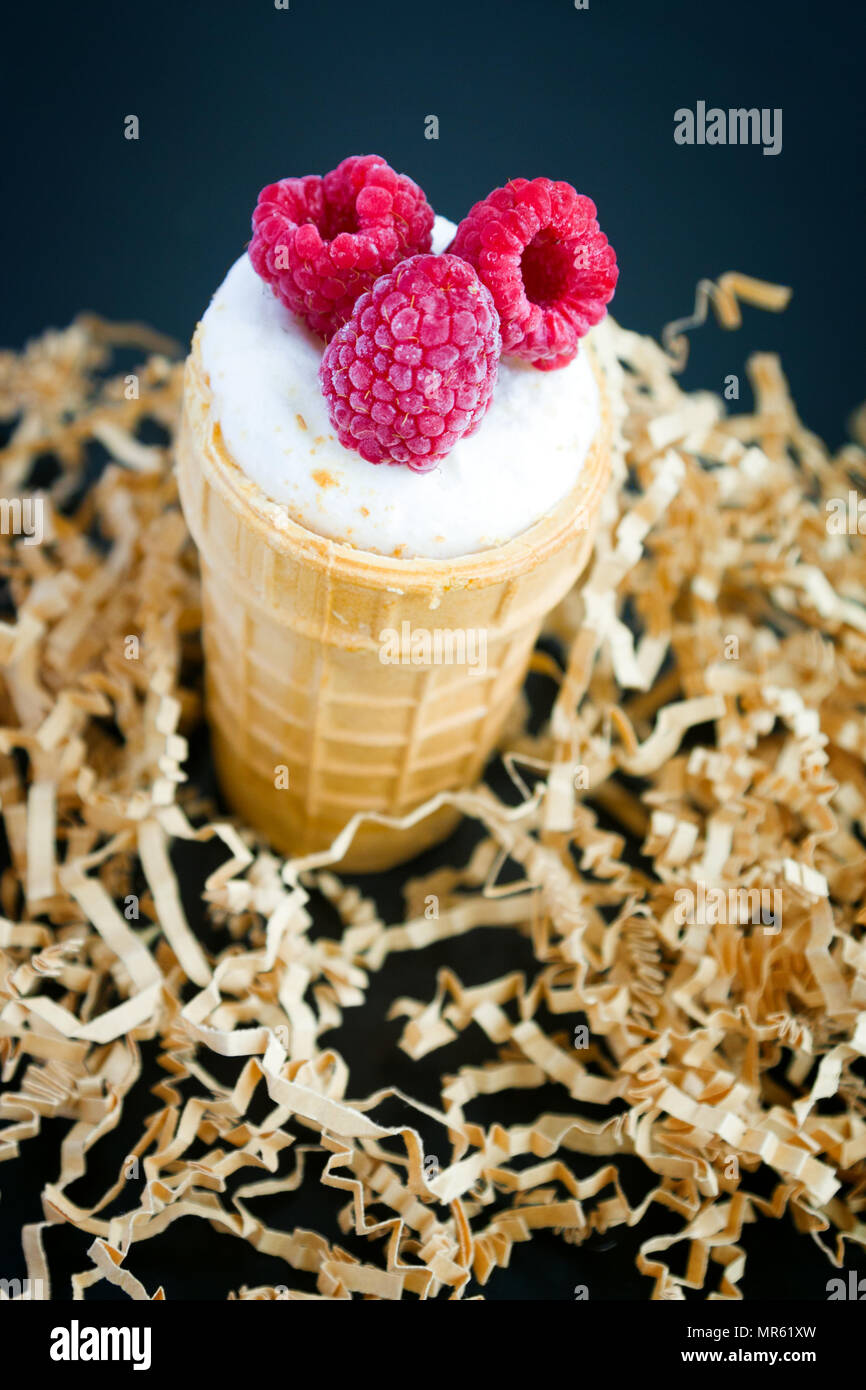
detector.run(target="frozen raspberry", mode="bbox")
[249,155,434,339]
[320,254,501,470]
[448,177,618,370]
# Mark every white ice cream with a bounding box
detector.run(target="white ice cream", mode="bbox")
[198,216,601,559]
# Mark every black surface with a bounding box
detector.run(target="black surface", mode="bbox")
[2,0,865,1302]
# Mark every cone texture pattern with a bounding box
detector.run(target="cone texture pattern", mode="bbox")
[178,331,611,870]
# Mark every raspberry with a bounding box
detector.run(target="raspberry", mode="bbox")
[320,254,501,470]
[249,155,434,339]
[448,177,618,371]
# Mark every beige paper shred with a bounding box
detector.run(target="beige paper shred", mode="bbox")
[0,288,865,1303]
[661,271,793,371]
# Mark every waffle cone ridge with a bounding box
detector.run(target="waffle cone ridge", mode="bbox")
[177,329,612,870]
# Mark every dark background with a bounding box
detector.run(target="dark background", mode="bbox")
[2,0,865,446]
[2,0,865,1303]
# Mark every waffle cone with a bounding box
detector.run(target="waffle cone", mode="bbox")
[177,328,612,871]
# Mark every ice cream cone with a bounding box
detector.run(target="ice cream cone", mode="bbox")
[177,329,612,871]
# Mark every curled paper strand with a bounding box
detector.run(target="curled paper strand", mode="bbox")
[0,296,864,1301]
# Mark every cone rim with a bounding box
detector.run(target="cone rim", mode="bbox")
[183,322,612,594]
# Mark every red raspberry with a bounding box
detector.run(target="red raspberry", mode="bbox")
[319,254,501,470]
[249,155,434,339]
[448,177,618,371]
